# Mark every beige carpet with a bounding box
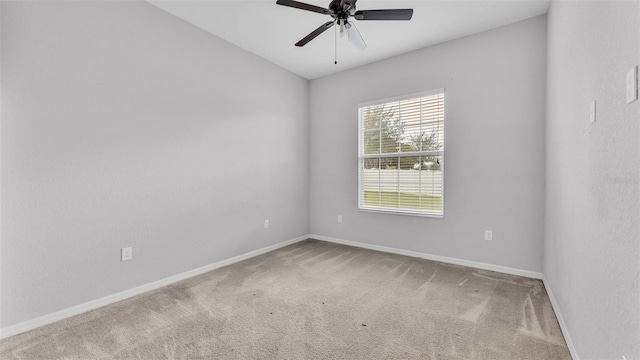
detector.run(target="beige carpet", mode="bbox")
[0,239,571,359]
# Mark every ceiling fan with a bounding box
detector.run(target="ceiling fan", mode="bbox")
[276,0,413,49]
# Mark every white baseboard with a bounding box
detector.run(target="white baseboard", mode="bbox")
[542,275,579,360]
[0,234,309,340]
[309,234,544,280]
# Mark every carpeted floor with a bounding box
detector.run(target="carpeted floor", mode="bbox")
[0,239,571,359]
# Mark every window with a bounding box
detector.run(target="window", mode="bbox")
[358,89,444,217]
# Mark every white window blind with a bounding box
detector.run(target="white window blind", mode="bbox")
[358,89,445,217]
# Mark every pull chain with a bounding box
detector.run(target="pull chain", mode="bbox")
[334,22,337,65]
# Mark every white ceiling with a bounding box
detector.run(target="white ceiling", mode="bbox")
[148,0,550,79]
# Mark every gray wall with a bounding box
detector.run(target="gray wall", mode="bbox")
[309,16,547,272]
[545,0,640,359]
[0,1,309,328]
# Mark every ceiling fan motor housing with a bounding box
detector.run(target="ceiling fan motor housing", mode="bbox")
[329,0,356,18]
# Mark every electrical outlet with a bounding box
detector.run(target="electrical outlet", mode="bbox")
[264,220,269,229]
[121,247,132,261]
[338,215,343,223]
[484,230,493,241]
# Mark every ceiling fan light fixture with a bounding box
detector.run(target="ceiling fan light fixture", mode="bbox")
[346,22,366,49]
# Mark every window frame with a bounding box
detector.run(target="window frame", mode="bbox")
[357,89,445,218]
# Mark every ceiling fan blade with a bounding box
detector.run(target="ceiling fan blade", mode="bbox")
[276,0,332,15]
[295,21,335,47]
[353,9,413,21]
[346,23,366,49]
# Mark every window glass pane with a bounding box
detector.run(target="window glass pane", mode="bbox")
[399,155,420,170]
[379,156,398,170]
[362,105,386,130]
[417,155,442,211]
[365,103,401,154]
[398,166,420,208]
[362,158,380,207]
[363,129,380,154]
[398,97,422,153]
[420,94,444,151]
[418,130,442,152]
[379,159,399,208]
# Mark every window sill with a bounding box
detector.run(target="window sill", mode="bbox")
[358,206,444,219]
